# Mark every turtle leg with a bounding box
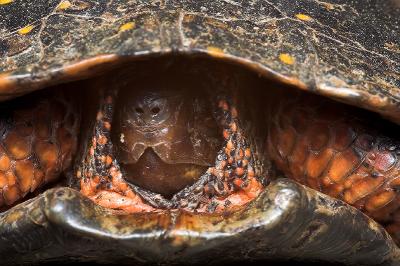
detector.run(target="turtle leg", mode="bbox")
[267,93,400,245]
[77,79,154,212]
[0,87,80,209]
[169,95,266,213]
[187,96,265,212]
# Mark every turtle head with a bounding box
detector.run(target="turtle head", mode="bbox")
[111,68,222,198]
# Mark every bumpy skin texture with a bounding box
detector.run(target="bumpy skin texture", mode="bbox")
[79,81,155,213]
[0,89,79,208]
[268,94,400,244]
[79,73,264,213]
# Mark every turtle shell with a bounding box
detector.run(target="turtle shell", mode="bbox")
[0,0,400,265]
[0,0,399,122]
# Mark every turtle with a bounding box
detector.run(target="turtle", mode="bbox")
[0,0,399,265]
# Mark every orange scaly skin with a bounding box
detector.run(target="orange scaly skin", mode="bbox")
[78,84,264,213]
[0,90,79,208]
[196,100,263,213]
[268,95,400,243]
[78,90,155,213]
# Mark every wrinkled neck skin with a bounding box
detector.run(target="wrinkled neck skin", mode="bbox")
[77,66,267,213]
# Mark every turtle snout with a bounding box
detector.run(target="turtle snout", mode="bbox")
[129,95,171,127]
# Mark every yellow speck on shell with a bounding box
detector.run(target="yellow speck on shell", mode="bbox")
[207,46,225,58]
[18,25,34,35]
[119,22,135,32]
[295,13,312,21]
[57,0,71,10]
[279,53,295,65]
[0,0,13,5]
[322,3,335,10]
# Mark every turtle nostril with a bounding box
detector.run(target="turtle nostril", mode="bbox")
[135,107,144,114]
[151,107,161,114]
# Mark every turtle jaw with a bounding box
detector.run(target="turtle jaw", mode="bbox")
[120,147,209,199]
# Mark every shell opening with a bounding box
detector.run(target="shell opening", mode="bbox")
[1,55,400,237]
